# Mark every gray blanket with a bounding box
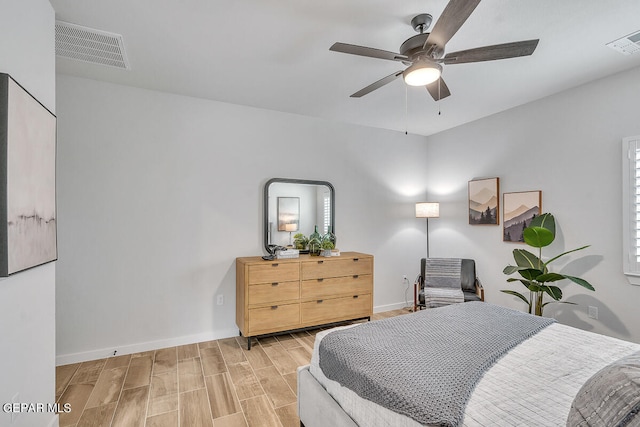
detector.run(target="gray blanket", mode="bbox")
[318,302,555,427]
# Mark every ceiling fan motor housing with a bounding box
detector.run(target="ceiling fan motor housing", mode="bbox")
[400,33,444,64]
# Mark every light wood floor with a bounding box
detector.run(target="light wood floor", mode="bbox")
[56,309,409,427]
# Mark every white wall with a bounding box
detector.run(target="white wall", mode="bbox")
[55,75,429,363]
[425,65,640,343]
[0,1,57,426]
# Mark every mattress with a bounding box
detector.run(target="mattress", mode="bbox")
[309,321,640,427]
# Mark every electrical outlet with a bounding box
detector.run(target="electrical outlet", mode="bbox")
[588,306,598,319]
[403,275,407,281]
[216,295,224,305]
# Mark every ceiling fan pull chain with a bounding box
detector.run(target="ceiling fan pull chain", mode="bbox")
[438,79,442,116]
[405,84,408,135]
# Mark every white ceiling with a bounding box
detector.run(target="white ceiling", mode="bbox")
[50,0,640,136]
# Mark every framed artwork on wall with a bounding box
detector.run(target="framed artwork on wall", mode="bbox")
[0,73,57,276]
[277,197,300,232]
[503,191,542,242]
[469,177,500,225]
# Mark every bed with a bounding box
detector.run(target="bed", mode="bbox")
[297,302,640,427]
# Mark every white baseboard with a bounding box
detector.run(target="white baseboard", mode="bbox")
[373,302,412,313]
[57,304,409,366]
[56,328,238,366]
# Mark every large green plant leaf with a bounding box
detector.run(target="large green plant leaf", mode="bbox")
[535,273,595,291]
[529,213,556,235]
[523,226,555,248]
[513,249,543,270]
[500,290,531,307]
[527,283,543,292]
[506,278,544,292]
[535,272,566,282]
[565,275,595,291]
[503,265,520,275]
[518,268,544,281]
[543,285,563,300]
[544,245,591,267]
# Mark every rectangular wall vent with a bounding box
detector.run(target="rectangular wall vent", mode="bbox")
[607,30,640,55]
[55,21,130,70]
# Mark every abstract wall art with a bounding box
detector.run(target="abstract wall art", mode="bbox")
[0,73,57,276]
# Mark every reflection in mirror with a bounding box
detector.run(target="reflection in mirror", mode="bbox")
[264,178,335,252]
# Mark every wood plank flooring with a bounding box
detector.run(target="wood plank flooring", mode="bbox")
[56,309,409,427]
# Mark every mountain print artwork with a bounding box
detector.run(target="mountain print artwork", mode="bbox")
[503,191,542,242]
[469,178,499,225]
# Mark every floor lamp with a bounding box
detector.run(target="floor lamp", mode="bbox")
[416,202,439,258]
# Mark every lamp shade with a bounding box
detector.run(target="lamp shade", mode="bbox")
[416,202,440,218]
[284,223,298,232]
[403,61,442,86]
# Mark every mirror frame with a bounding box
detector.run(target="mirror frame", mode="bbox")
[263,178,335,253]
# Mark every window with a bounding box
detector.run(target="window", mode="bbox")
[622,136,640,285]
[323,191,331,234]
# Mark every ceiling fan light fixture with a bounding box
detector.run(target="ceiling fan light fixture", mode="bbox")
[403,61,442,86]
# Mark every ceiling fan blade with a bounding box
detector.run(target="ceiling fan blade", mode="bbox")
[350,71,404,98]
[426,78,451,101]
[424,0,481,50]
[330,42,408,62]
[442,39,539,64]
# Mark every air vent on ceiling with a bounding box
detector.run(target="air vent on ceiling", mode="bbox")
[55,20,130,70]
[606,30,640,55]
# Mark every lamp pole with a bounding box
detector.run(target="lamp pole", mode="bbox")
[416,202,439,260]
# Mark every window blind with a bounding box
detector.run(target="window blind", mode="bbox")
[623,136,640,281]
[323,192,331,234]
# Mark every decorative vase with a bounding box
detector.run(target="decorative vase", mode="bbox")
[308,237,321,256]
[322,226,336,248]
[309,225,321,243]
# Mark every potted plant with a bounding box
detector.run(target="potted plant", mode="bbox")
[293,233,308,250]
[320,240,335,257]
[501,213,595,316]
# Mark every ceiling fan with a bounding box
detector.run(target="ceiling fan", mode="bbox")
[330,0,539,101]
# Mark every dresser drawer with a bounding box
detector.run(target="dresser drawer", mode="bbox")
[248,303,300,335]
[301,294,371,326]
[301,274,372,300]
[248,262,299,284]
[249,281,299,307]
[301,257,372,280]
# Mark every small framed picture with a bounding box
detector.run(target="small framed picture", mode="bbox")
[277,197,300,232]
[503,191,542,242]
[468,177,499,225]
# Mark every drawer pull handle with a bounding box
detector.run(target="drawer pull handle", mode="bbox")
[353,295,359,299]
[271,263,279,267]
[317,278,324,282]
[271,282,279,286]
[271,305,278,310]
[353,275,359,279]
[317,260,324,264]
[317,299,324,303]
[353,258,359,262]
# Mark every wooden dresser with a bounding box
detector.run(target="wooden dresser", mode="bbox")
[236,252,373,349]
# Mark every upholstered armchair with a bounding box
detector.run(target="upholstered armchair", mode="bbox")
[414,258,484,311]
